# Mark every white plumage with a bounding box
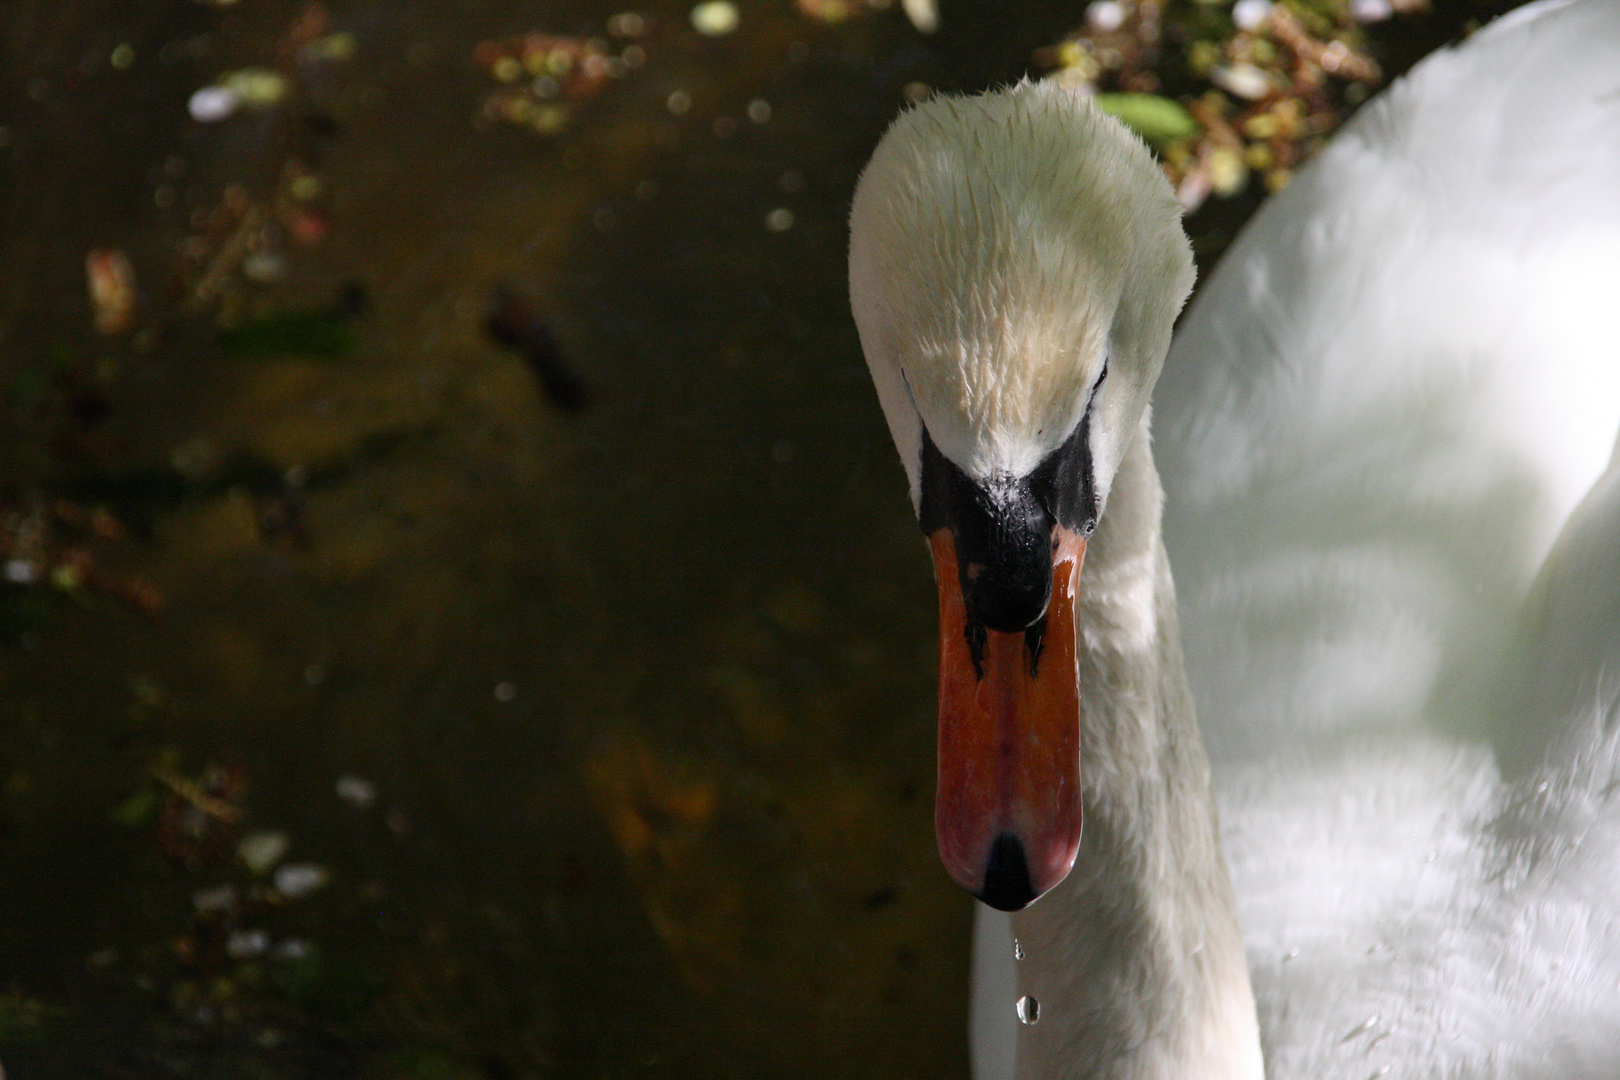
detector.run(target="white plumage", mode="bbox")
[1159,0,1620,770]
[850,1,1620,1076]
[1159,1,1620,1074]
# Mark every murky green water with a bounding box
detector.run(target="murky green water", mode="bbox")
[0,1,1089,1075]
[0,0,1500,1075]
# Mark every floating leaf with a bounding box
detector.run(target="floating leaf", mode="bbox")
[1094,93,1199,148]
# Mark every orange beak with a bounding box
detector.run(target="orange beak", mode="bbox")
[929,527,1086,910]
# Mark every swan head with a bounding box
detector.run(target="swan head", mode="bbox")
[849,82,1193,909]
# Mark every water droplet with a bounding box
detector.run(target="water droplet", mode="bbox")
[1016,995,1040,1026]
[1012,939,1024,961]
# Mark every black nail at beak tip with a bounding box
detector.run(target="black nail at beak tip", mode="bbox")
[977,832,1038,912]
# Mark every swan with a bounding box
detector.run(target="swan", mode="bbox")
[846,2,1620,1077]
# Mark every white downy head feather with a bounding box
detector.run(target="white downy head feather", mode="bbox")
[849,80,1193,508]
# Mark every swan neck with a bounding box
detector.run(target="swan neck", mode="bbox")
[1009,421,1264,1080]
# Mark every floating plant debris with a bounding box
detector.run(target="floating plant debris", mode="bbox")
[1038,0,1409,209]
[485,285,589,413]
[85,249,138,334]
[237,829,292,874]
[691,1,740,36]
[334,774,376,808]
[155,759,246,868]
[0,495,165,625]
[475,28,632,136]
[273,862,331,899]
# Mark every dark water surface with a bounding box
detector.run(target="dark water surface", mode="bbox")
[0,1,1108,1076]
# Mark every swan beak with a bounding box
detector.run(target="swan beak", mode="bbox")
[929,527,1086,911]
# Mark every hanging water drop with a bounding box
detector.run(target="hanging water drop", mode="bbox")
[1016,995,1040,1025]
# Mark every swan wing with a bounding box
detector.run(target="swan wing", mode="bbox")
[1154,0,1620,1073]
[1157,0,1620,766]
[1227,454,1620,1076]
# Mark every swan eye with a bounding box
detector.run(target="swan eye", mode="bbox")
[1028,363,1104,536]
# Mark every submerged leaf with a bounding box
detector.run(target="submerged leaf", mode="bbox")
[218,309,356,359]
[110,786,159,827]
[218,283,367,360]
